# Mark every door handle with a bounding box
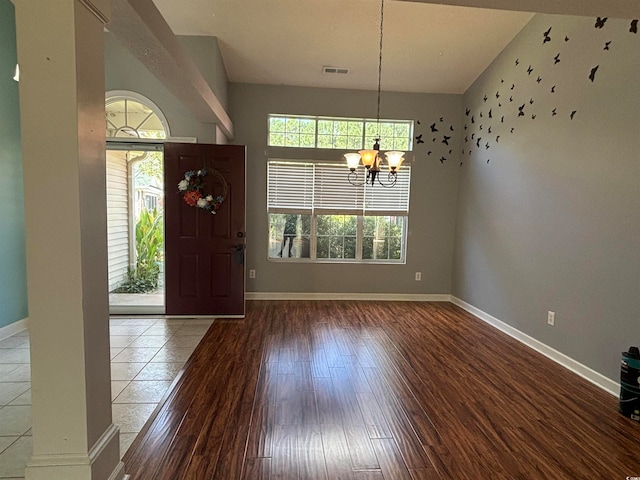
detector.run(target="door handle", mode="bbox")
[233,243,244,265]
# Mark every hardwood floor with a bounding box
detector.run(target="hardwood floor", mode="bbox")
[123,301,640,479]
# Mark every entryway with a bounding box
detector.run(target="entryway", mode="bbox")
[105,92,168,314]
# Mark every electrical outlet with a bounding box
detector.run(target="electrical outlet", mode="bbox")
[547,311,555,326]
[249,269,256,279]
[415,272,422,281]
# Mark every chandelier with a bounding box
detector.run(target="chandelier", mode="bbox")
[344,0,404,188]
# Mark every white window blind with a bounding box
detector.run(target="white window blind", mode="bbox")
[267,161,314,212]
[267,161,411,214]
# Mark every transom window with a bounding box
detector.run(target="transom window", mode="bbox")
[268,114,413,151]
[106,95,168,139]
[267,160,410,263]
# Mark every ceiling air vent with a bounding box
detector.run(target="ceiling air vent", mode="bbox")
[322,66,349,75]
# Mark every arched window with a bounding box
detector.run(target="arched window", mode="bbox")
[105,91,169,139]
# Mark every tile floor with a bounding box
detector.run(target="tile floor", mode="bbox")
[0,316,213,479]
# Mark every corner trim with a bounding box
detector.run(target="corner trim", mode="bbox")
[450,296,619,397]
[0,317,28,341]
[246,292,451,302]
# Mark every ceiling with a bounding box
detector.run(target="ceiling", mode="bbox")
[151,0,536,94]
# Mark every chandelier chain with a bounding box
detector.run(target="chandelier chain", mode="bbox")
[376,0,384,137]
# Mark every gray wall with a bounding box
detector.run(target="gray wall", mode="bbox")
[453,14,640,381]
[0,0,28,330]
[104,33,227,143]
[229,83,462,295]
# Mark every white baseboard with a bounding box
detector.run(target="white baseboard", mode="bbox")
[450,296,619,397]
[0,317,28,341]
[246,292,451,302]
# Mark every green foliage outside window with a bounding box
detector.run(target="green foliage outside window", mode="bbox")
[268,115,412,151]
[114,207,163,293]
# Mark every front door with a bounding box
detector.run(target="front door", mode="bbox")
[164,143,246,316]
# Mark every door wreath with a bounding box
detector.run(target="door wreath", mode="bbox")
[177,168,228,214]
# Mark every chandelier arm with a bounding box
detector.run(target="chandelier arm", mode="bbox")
[373,171,398,188]
[347,170,367,187]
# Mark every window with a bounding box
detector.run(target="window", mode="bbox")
[268,114,413,152]
[267,160,410,263]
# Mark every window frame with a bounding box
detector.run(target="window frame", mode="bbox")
[267,159,410,264]
[267,114,414,152]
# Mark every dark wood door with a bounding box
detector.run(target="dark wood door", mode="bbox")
[164,143,246,316]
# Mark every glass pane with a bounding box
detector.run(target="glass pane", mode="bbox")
[362,237,374,260]
[344,215,357,235]
[344,236,356,258]
[284,133,299,147]
[334,136,348,149]
[316,215,330,235]
[300,134,315,148]
[329,237,344,258]
[317,236,329,258]
[300,119,316,134]
[285,118,300,133]
[389,237,401,260]
[270,117,286,132]
[347,136,363,150]
[317,134,333,149]
[269,133,285,146]
[347,121,363,137]
[318,120,333,135]
[269,213,312,259]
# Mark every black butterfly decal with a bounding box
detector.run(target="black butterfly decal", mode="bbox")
[496,91,500,99]
[480,112,483,118]
[518,104,525,117]
[450,125,454,131]
[536,76,542,84]
[551,85,556,93]
[527,65,533,75]
[532,114,537,120]
[442,135,451,145]
[552,108,557,116]
[476,137,482,147]
[488,109,492,119]
[427,151,432,156]
[510,127,515,133]
[464,136,468,143]
[509,96,513,102]
[510,83,515,90]
[631,19,638,34]
[465,108,471,116]
[488,126,492,133]
[483,95,488,102]
[486,159,490,164]
[501,116,504,123]
[479,124,483,130]
[570,110,577,119]
[485,142,490,149]
[430,123,438,132]
[515,58,520,65]
[496,135,500,143]
[565,36,570,42]
[543,26,552,44]
[416,134,424,144]
[589,65,599,82]
[529,98,534,105]
[471,133,475,139]
[416,120,421,125]
[604,41,611,50]
[554,53,561,64]
[595,17,607,29]
[439,117,444,122]
[471,115,475,124]
[440,157,447,164]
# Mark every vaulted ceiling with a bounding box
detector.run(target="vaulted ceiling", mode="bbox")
[150,0,638,94]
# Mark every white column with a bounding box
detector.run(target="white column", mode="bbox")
[14,0,125,479]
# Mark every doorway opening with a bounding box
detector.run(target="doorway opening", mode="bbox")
[105,92,168,314]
